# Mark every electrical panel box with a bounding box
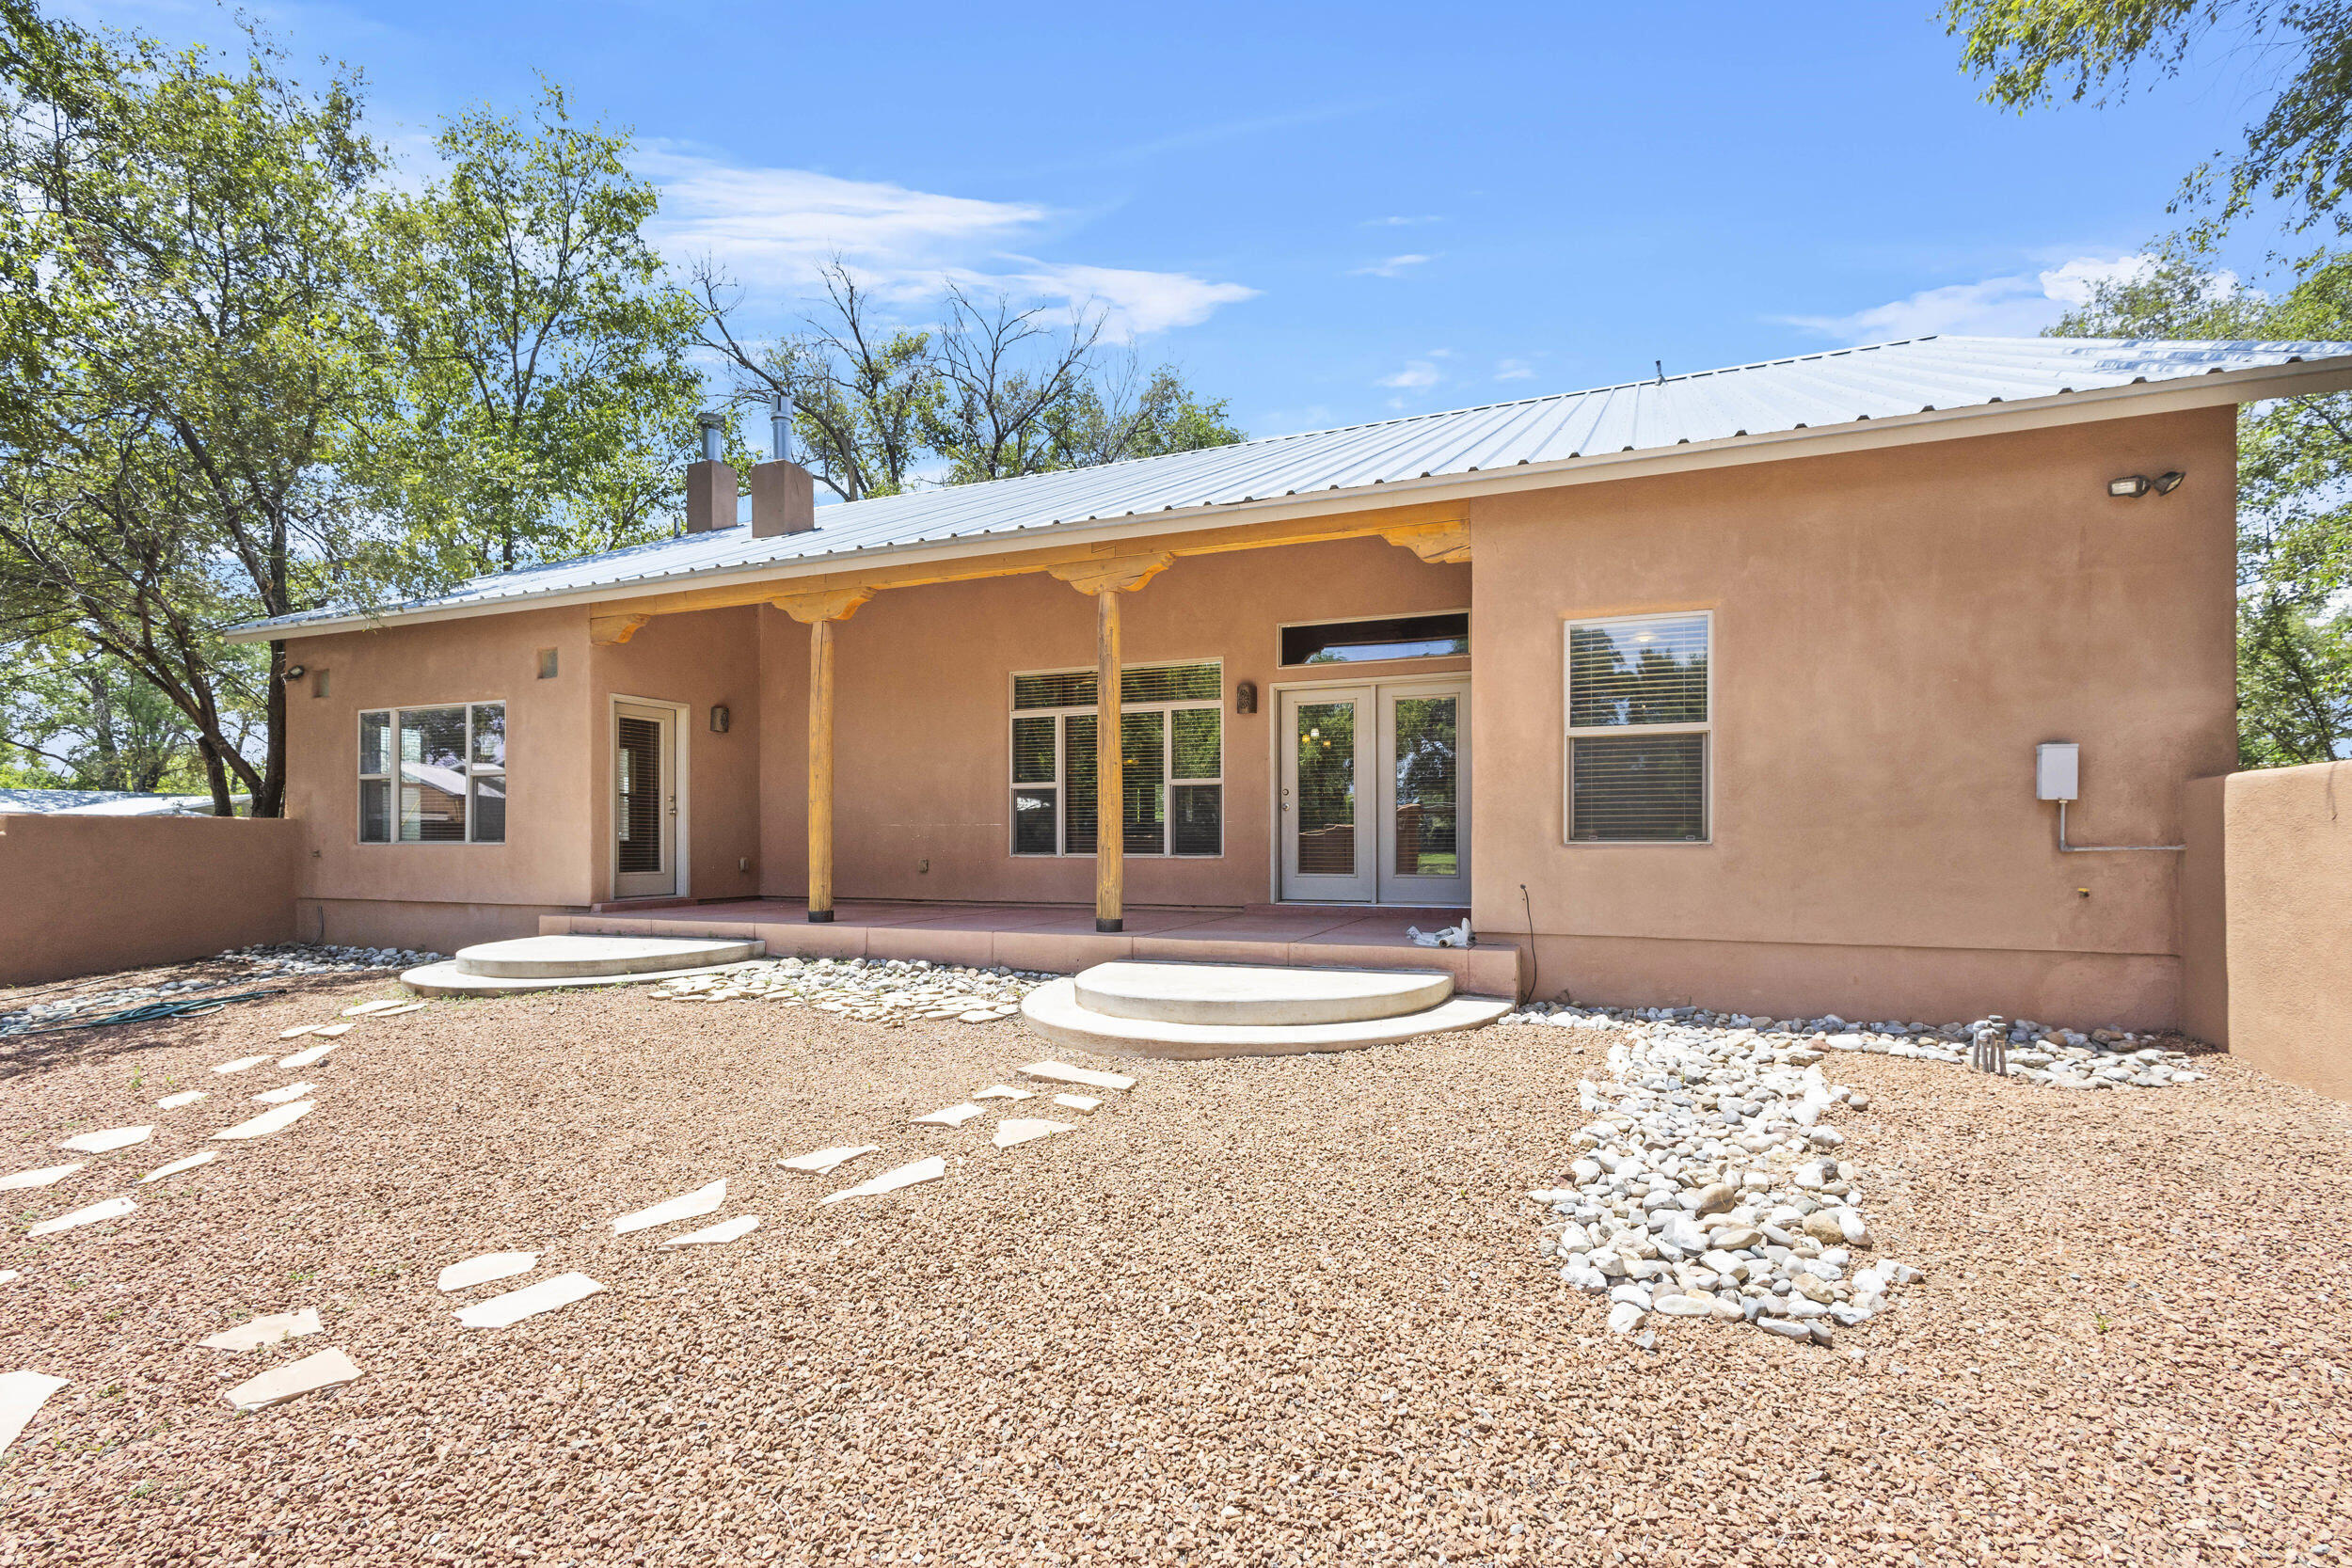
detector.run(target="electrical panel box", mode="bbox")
[2036,741,2079,802]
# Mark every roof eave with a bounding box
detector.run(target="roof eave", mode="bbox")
[226,353,2352,645]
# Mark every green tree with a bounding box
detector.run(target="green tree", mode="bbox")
[369,84,705,577]
[0,636,216,791]
[1946,0,2352,238]
[0,4,387,815]
[2048,242,2352,761]
[1045,352,1246,468]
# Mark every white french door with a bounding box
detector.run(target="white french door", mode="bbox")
[612,702,678,899]
[1277,679,1469,905]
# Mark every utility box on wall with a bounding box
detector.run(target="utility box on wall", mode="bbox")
[2036,742,2080,802]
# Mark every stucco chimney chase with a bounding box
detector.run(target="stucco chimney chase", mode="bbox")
[686,413,736,535]
[751,460,816,537]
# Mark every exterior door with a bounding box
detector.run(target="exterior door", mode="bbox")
[1278,680,1471,905]
[612,703,677,899]
[1279,688,1374,901]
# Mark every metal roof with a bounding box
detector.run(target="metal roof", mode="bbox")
[234,334,2352,638]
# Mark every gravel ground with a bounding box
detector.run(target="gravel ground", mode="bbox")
[3,963,2348,1566]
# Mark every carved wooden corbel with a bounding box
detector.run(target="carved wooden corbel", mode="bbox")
[588,613,653,646]
[771,586,878,625]
[1045,551,1175,595]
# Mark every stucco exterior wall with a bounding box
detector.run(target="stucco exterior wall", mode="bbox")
[756,534,1471,907]
[0,814,302,985]
[2179,763,2352,1101]
[1468,407,2239,1029]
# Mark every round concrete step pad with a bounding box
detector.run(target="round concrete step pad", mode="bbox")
[1073,960,1453,1027]
[399,958,760,998]
[452,934,764,980]
[1021,977,1510,1059]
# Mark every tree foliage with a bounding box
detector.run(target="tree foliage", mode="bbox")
[1946,0,2352,237]
[2048,242,2352,761]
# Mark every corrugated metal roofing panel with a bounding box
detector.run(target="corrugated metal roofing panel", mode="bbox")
[238,334,2352,634]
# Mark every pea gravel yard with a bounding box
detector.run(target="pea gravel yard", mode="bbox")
[2,958,2348,1567]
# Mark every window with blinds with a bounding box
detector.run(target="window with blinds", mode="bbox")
[1009,660,1222,857]
[1565,613,1709,843]
[358,702,507,845]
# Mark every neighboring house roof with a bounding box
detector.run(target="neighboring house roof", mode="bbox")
[0,787,238,816]
[230,334,2352,641]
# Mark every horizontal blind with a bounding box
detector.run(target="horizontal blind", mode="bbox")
[1013,661,1219,710]
[1568,615,1708,728]
[615,716,662,872]
[1571,735,1707,841]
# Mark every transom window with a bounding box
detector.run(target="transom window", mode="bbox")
[358,703,506,844]
[1010,661,1221,857]
[1279,611,1469,667]
[1565,613,1709,843]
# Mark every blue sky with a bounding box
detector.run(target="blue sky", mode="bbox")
[87,0,2279,438]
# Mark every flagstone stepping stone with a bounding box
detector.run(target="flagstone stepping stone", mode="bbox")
[819,1156,946,1206]
[213,1055,274,1075]
[973,1085,1035,1101]
[140,1150,218,1183]
[199,1309,322,1351]
[227,1347,360,1410]
[313,1022,357,1037]
[252,1081,317,1105]
[156,1090,208,1109]
[912,1102,984,1128]
[612,1179,725,1235]
[1019,1060,1135,1092]
[211,1101,313,1141]
[778,1145,879,1175]
[340,999,411,1017]
[278,1041,341,1069]
[454,1272,604,1328]
[57,1125,152,1154]
[279,1024,326,1039]
[0,1370,68,1457]
[0,1272,17,1285]
[1053,1093,1103,1115]
[0,1164,84,1191]
[371,1002,427,1018]
[993,1117,1076,1149]
[437,1251,538,1292]
[28,1196,135,1236]
[662,1214,761,1246]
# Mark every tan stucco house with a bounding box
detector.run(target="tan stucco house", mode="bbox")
[229,335,2352,1030]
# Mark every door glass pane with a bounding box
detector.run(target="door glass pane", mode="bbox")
[1391,696,1459,879]
[1064,715,1097,852]
[616,716,663,872]
[1295,700,1358,875]
[1121,709,1165,854]
[398,706,469,842]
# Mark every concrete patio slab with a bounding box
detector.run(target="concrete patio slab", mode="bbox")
[139,1150,218,1182]
[1022,979,1512,1059]
[28,1196,135,1235]
[818,1156,946,1206]
[0,1370,68,1458]
[199,1309,322,1351]
[227,1347,360,1410]
[437,1252,538,1292]
[454,1273,604,1328]
[612,1180,724,1235]
[778,1145,880,1175]
[662,1214,761,1246]
[1,1164,84,1190]
[57,1125,152,1153]
[211,1101,313,1141]
[1074,959,1452,1026]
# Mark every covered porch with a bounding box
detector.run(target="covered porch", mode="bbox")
[544,897,1523,997]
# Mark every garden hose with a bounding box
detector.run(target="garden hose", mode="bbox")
[13,987,289,1037]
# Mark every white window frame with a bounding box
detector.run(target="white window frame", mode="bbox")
[1009,659,1224,858]
[1563,611,1712,846]
[358,701,507,846]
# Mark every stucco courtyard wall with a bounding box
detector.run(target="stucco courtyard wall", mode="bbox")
[1469,407,2239,1030]
[756,533,1471,908]
[2180,763,2352,1101]
[0,813,302,985]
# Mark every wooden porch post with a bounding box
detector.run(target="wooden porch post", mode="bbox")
[1048,553,1175,934]
[773,587,877,924]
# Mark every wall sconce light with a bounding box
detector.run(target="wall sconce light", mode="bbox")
[708,705,730,734]
[283,664,307,681]
[2108,470,2185,499]
[1234,681,1258,714]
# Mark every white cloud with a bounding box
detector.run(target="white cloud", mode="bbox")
[1366,214,1443,227]
[1495,358,1536,381]
[1781,254,2165,343]
[1352,253,1433,278]
[641,146,1255,339]
[1376,359,1442,389]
